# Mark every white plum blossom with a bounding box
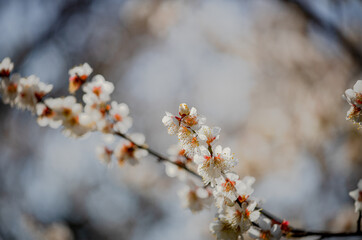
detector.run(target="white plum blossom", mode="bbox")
[344,80,362,125]
[0,57,14,77]
[210,218,243,240]
[349,179,362,212]
[162,111,179,135]
[180,106,206,130]
[178,126,199,157]
[164,144,192,180]
[45,96,90,137]
[68,63,93,93]
[114,133,148,166]
[214,173,253,207]
[221,201,260,233]
[96,145,113,164]
[194,145,238,185]
[0,73,20,106]
[248,217,282,240]
[35,103,62,128]
[16,75,53,112]
[162,103,206,134]
[82,74,114,105]
[344,80,362,108]
[110,101,132,133]
[198,125,221,145]
[178,180,212,212]
[237,176,255,203]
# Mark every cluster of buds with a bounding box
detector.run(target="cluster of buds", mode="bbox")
[343,80,362,126]
[162,103,289,240]
[0,57,147,165]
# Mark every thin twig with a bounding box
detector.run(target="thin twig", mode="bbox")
[113,131,201,179]
[113,130,362,239]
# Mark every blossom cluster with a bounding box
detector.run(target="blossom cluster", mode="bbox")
[162,103,286,240]
[344,80,362,126]
[1,56,361,240]
[0,57,147,166]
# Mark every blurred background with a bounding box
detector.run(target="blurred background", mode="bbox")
[0,0,362,239]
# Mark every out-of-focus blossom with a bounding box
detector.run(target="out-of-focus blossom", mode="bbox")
[83,74,114,105]
[248,217,282,240]
[209,218,243,240]
[178,180,212,212]
[68,63,93,93]
[164,144,192,180]
[349,179,362,212]
[16,75,53,112]
[344,80,362,125]
[96,145,113,164]
[45,96,90,137]
[0,57,14,77]
[35,103,62,128]
[0,73,20,106]
[114,133,148,166]
[110,101,132,133]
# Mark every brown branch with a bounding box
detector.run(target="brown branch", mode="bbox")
[113,131,362,239]
[113,131,202,179]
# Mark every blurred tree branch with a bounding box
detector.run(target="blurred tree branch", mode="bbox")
[13,0,95,70]
[279,0,362,69]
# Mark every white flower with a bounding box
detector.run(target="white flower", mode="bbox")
[164,144,191,180]
[16,75,53,112]
[210,218,243,240]
[344,80,362,124]
[178,126,199,157]
[110,101,132,133]
[194,145,238,185]
[214,173,250,206]
[0,73,20,106]
[237,176,255,202]
[248,217,282,240]
[114,133,148,166]
[220,201,260,233]
[35,103,62,128]
[162,112,179,135]
[180,106,206,129]
[198,125,221,145]
[0,57,14,77]
[178,180,211,212]
[344,80,362,108]
[96,145,113,164]
[45,96,90,137]
[82,75,114,105]
[68,63,93,93]
[162,103,206,135]
[349,179,362,212]
[239,201,260,232]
